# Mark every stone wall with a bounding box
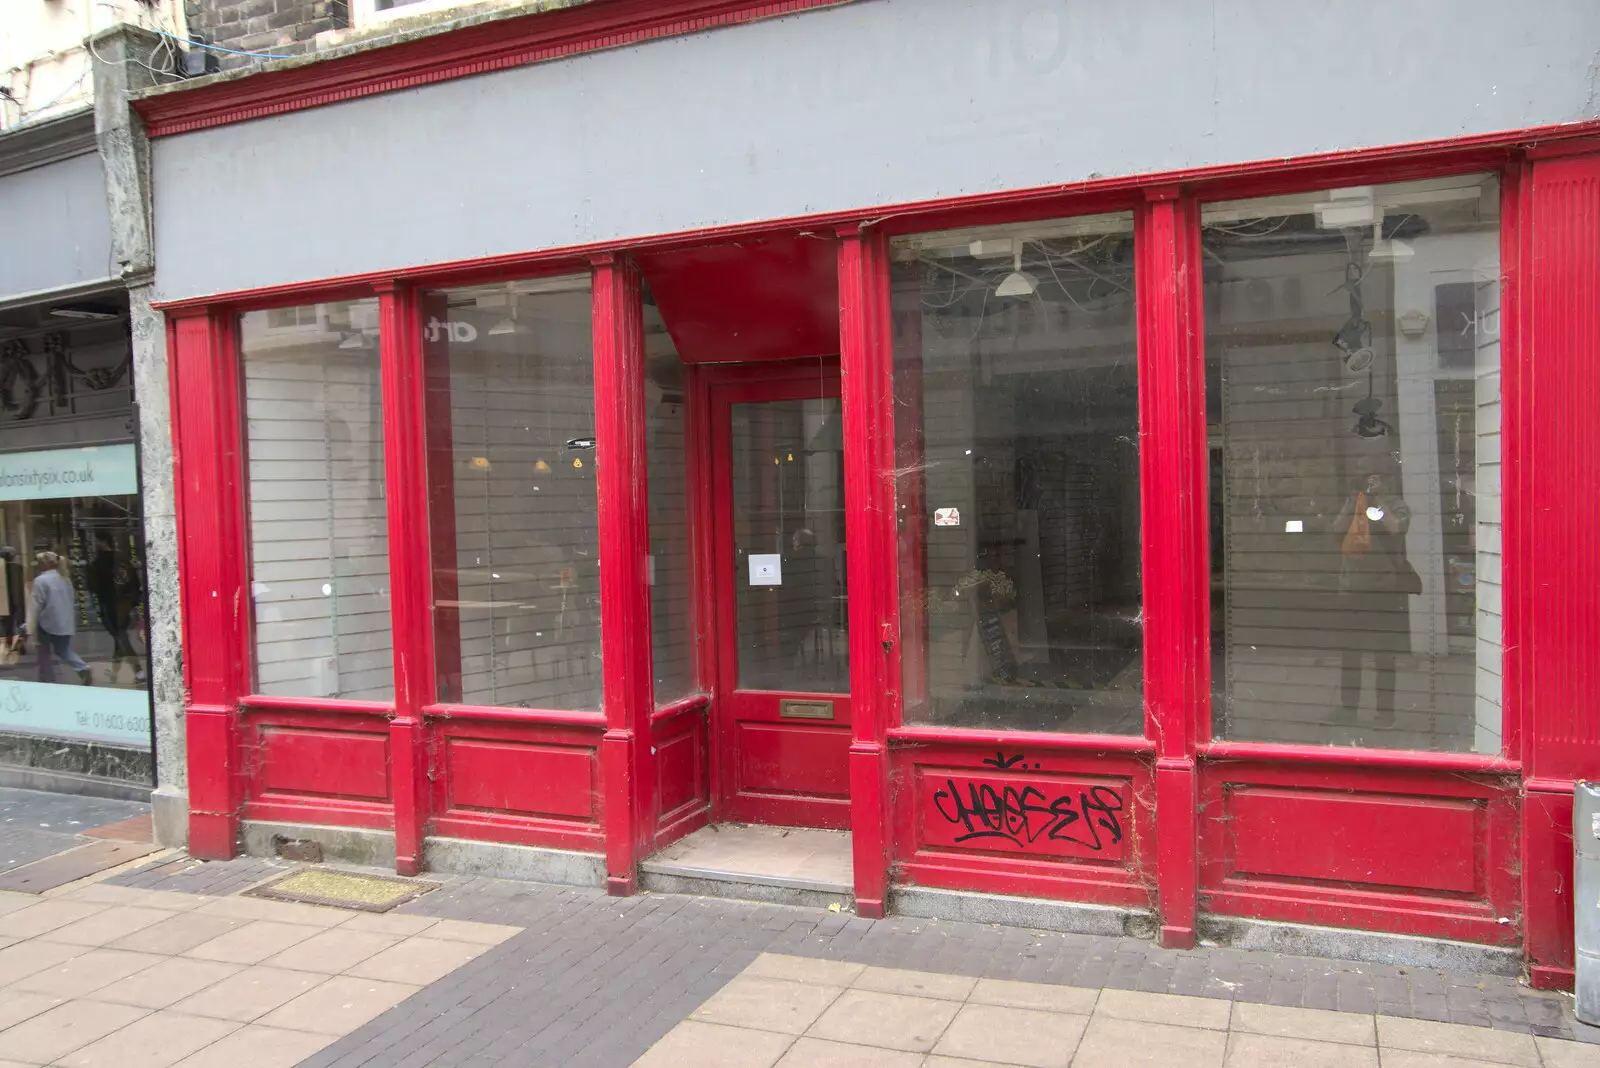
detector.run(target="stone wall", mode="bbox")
[184,0,349,68]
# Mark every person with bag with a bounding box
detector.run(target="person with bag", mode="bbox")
[1333,472,1420,728]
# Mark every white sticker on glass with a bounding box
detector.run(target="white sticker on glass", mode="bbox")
[934,508,961,527]
[749,553,782,586]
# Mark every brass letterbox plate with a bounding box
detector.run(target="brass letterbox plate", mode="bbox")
[780,699,835,721]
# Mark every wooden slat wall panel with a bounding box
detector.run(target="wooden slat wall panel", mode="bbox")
[429,288,603,712]
[646,359,696,702]
[241,306,394,701]
[1206,202,1501,753]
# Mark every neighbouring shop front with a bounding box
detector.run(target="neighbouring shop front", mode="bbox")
[0,110,154,794]
[140,0,1600,986]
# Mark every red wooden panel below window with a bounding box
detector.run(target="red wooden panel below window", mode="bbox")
[445,738,597,821]
[914,768,1133,864]
[1225,787,1482,896]
[656,725,705,819]
[736,723,850,798]
[259,727,391,802]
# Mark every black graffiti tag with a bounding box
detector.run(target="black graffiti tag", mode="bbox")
[933,770,1125,852]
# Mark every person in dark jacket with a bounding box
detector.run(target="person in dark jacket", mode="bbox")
[85,535,144,684]
[1333,472,1420,727]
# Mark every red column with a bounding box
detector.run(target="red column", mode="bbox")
[594,255,656,895]
[169,309,248,859]
[1517,151,1600,988]
[1136,190,1209,949]
[838,226,897,919]
[377,283,434,876]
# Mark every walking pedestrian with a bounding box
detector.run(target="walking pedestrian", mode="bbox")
[30,551,91,686]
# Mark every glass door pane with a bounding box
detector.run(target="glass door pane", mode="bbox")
[730,397,848,693]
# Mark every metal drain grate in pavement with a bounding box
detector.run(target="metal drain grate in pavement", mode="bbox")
[244,867,439,912]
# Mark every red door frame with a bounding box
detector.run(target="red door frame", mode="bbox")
[701,361,853,829]
[159,107,1600,976]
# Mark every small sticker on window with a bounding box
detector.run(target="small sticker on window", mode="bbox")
[934,508,961,527]
[749,553,782,586]
[1591,812,1600,841]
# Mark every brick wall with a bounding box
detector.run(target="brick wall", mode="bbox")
[184,0,349,69]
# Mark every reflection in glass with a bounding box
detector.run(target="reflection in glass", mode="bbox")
[0,495,147,691]
[731,395,848,693]
[424,277,600,711]
[892,214,1142,733]
[1202,174,1501,752]
[644,291,697,702]
[242,300,393,700]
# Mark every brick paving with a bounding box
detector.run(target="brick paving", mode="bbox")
[0,786,150,873]
[107,854,1599,1068]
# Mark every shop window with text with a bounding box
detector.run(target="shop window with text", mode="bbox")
[241,300,393,700]
[423,277,601,711]
[1202,174,1502,753]
[892,214,1142,733]
[643,290,696,703]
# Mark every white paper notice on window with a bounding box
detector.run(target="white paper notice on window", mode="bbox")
[749,553,782,586]
[934,508,961,527]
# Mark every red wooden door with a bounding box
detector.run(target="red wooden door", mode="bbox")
[708,361,852,828]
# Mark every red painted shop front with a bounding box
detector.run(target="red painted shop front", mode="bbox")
[153,71,1600,983]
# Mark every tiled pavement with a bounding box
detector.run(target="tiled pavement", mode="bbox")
[97,852,1600,1068]
[638,952,1600,1067]
[0,872,520,1066]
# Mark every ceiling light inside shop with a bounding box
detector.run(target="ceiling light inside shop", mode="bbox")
[488,312,528,336]
[1368,219,1415,263]
[995,247,1038,298]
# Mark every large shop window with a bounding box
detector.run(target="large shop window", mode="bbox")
[892,214,1143,733]
[1202,175,1502,753]
[423,277,601,711]
[643,290,696,703]
[0,445,151,751]
[242,300,393,700]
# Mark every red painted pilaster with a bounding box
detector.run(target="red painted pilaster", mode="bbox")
[378,283,434,876]
[838,225,897,919]
[169,309,248,859]
[1519,153,1600,988]
[594,255,655,895]
[1136,190,1209,948]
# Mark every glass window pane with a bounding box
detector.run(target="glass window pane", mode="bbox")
[6,492,149,693]
[242,299,392,700]
[1202,174,1502,752]
[892,213,1142,733]
[731,394,849,693]
[424,277,600,711]
[644,291,696,702]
